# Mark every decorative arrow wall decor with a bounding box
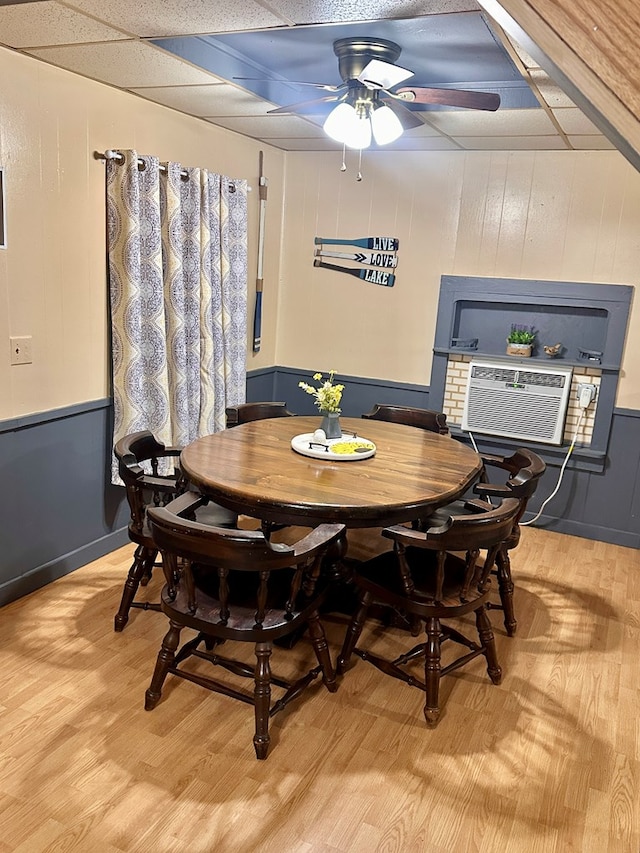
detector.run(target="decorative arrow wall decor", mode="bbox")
[314,248,398,268]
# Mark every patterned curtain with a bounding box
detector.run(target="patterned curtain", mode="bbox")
[107,150,247,481]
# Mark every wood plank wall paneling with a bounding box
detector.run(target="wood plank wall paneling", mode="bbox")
[494,158,534,277]
[0,46,285,423]
[280,149,640,410]
[522,154,573,277]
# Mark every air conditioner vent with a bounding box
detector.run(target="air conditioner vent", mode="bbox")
[515,370,566,388]
[462,360,573,445]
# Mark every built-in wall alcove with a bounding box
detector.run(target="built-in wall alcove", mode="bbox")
[430,275,633,471]
[450,300,609,365]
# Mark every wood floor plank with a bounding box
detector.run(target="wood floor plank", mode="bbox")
[1,530,640,851]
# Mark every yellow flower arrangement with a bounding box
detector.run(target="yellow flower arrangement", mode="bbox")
[298,370,345,414]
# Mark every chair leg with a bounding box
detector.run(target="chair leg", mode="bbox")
[495,547,517,636]
[476,606,502,685]
[423,616,442,727]
[307,611,337,693]
[253,642,272,760]
[114,544,157,631]
[337,590,372,675]
[145,619,183,710]
[140,558,155,586]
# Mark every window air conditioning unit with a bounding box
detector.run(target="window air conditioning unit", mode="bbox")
[462,360,573,445]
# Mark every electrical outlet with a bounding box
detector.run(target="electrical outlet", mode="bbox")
[576,382,597,406]
[10,335,32,365]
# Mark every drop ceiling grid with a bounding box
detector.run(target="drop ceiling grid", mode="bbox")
[0,0,611,153]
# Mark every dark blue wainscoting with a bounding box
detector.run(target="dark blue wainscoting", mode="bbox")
[1,373,637,608]
[247,365,433,418]
[527,407,640,548]
[248,367,640,550]
[0,399,129,607]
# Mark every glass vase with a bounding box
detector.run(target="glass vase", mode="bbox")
[320,411,342,439]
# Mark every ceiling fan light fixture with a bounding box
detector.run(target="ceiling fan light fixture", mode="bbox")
[356,58,413,90]
[323,102,372,149]
[371,104,403,145]
[323,102,355,143]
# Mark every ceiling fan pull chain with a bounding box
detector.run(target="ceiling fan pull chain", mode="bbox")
[356,148,363,182]
[340,143,347,172]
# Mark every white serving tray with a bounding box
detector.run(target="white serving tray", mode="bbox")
[291,431,376,461]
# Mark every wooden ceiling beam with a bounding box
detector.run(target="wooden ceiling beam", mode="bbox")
[478,0,640,171]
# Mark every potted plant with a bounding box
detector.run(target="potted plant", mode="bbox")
[298,370,345,438]
[506,324,537,357]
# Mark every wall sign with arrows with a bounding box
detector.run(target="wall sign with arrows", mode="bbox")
[313,236,399,288]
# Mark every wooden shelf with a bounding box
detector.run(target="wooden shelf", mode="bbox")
[433,347,618,371]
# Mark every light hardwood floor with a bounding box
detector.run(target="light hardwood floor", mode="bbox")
[0,526,638,852]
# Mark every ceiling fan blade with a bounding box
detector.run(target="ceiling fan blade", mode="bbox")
[356,58,413,90]
[381,98,424,131]
[267,94,343,115]
[395,87,501,111]
[234,78,345,92]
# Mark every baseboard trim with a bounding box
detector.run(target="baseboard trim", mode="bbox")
[522,513,640,549]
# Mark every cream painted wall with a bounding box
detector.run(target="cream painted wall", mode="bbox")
[279,149,640,408]
[0,46,284,421]
[3,44,640,421]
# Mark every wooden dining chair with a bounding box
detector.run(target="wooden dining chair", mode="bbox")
[225,401,295,427]
[145,491,344,759]
[113,431,236,631]
[411,446,546,636]
[472,448,546,636]
[337,497,520,726]
[225,401,296,536]
[361,403,449,435]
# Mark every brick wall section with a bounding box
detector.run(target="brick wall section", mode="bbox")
[442,355,600,445]
[443,354,472,427]
[565,368,600,443]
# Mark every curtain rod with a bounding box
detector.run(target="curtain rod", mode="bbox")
[93,149,242,191]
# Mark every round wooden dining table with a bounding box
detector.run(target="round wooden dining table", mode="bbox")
[180,416,482,528]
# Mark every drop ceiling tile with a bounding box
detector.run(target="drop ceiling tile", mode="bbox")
[552,107,601,135]
[456,135,567,149]
[506,37,540,69]
[265,0,480,25]
[266,137,344,151]
[569,135,615,150]
[401,123,442,138]
[264,134,461,151]
[28,41,224,87]
[426,108,556,136]
[376,134,461,150]
[0,1,126,48]
[61,0,290,37]
[129,84,275,117]
[528,69,575,108]
[202,115,326,138]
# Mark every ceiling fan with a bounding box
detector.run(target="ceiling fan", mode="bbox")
[241,37,501,149]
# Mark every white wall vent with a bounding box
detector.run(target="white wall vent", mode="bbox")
[462,360,573,445]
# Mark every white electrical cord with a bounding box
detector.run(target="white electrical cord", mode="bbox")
[520,406,586,526]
